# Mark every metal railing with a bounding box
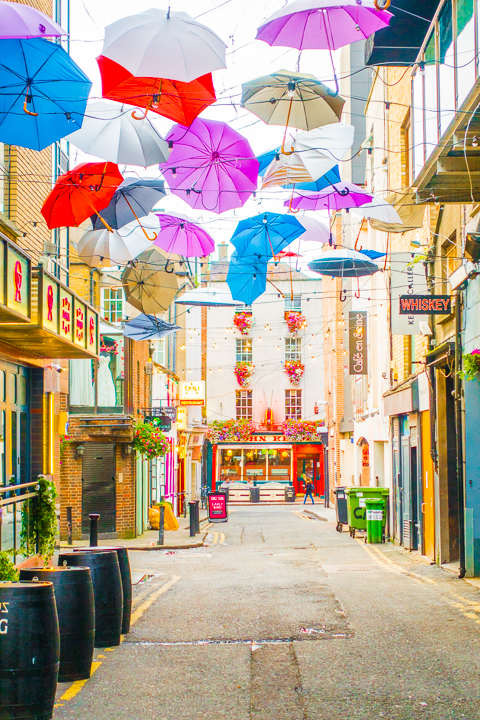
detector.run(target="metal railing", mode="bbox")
[0,480,39,561]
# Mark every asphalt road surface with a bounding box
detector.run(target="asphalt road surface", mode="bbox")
[54,506,480,720]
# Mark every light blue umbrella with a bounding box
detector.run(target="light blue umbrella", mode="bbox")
[123,314,180,341]
[0,38,91,150]
[230,212,305,261]
[227,252,268,305]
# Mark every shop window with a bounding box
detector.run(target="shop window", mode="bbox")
[236,339,252,363]
[236,390,252,420]
[244,447,267,479]
[285,337,302,362]
[268,448,291,480]
[220,448,242,482]
[69,333,125,413]
[101,287,124,324]
[285,390,302,419]
[285,295,301,312]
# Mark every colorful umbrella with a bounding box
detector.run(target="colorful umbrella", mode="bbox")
[0,1,67,38]
[161,118,259,214]
[41,161,123,230]
[230,212,305,261]
[122,246,183,315]
[227,252,268,305]
[76,226,151,268]
[123,314,180,342]
[101,8,226,83]
[351,196,402,224]
[154,213,214,257]
[308,248,380,278]
[175,287,242,307]
[96,56,216,125]
[285,182,374,211]
[91,178,166,240]
[296,215,333,243]
[0,38,91,151]
[67,101,169,167]
[283,165,341,191]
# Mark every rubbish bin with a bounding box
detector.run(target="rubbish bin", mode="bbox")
[345,487,389,538]
[285,486,296,503]
[216,487,229,502]
[333,486,347,531]
[250,486,260,503]
[365,497,384,544]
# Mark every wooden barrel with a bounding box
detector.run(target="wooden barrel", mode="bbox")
[0,581,59,720]
[58,552,122,648]
[73,547,132,634]
[20,567,95,682]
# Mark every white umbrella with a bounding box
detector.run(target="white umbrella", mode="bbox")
[76,226,151,268]
[67,101,168,167]
[351,196,402,224]
[101,8,227,83]
[175,287,242,307]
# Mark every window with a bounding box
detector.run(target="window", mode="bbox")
[151,339,166,366]
[69,334,125,413]
[438,0,455,136]
[236,338,252,363]
[285,390,302,419]
[400,113,411,189]
[101,288,124,324]
[236,304,252,313]
[441,234,460,295]
[285,295,301,312]
[236,390,252,420]
[285,337,302,362]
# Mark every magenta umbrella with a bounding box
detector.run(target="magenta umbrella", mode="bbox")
[160,118,259,214]
[154,212,215,257]
[285,181,374,211]
[0,1,67,38]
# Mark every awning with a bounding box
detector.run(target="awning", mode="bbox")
[383,377,418,416]
[425,342,455,368]
[369,191,425,233]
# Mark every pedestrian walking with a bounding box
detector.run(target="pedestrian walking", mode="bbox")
[303,479,315,505]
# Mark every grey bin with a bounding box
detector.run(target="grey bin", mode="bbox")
[250,487,260,503]
[334,486,348,531]
[285,486,296,503]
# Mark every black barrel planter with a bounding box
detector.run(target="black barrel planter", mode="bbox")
[58,551,122,648]
[0,581,59,720]
[20,567,95,682]
[73,547,132,634]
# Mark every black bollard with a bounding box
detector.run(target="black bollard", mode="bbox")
[66,506,73,546]
[194,500,200,534]
[189,502,196,537]
[89,513,100,547]
[157,505,165,546]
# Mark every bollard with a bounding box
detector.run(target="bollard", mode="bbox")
[66,506,73,546]
[188,502,196,537]
[89,513,100,547]
[194,500,200,534]
[157,505,165,546]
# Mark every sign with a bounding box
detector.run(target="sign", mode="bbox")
[399,295,451,315]
[208,492,228,523]
[161,407,178,422]
[180,380,205,406]
[86,309,98,355]
[146,415,172,432]
[59,287,73,341]
[177,407,188,430]
[42,276,58,333]
[391,252,428,335]
[6,243,30,320]
[349,311,367,375]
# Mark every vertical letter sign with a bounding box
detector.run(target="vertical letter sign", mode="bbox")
[208,492,228,523]
[349,311,367,375]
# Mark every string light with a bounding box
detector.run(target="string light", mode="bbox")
[180,344,186,350]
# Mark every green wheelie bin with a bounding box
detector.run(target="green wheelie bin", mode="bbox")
[345,487,389,539]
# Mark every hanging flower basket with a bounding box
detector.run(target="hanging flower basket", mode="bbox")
[285,311,307,334]
[233,311,254,336]
[459,349,480,381]
[284,360,305,385]
[206,419,256,443]
[234,361,255,387]
[282,419,325,442]
[133,421,170,459]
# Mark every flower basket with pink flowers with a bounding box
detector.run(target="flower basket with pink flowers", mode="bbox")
[206,419,255,443]
[234,361,255,387]
[285,311,307,334]
[233,312,254,336]
[133,422,170,459]
[282,419,325,442]
[284,360,305,385]
[460,349,480,381]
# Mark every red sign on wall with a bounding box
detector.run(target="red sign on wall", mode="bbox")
[208,493,228,523]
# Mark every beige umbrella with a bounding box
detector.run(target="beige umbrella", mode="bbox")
[121,246,184,314]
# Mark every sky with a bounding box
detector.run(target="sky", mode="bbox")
[67,0,345,272]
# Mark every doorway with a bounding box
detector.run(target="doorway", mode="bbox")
[82,444,116,533]
[296,454,324,498]
[421,411,435,560]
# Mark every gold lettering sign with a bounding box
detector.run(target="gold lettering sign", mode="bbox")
[86,309,98,354]
[6,246,29,319]
[59,288,73,342]
[73,298,86,348]
[42,276,58,333]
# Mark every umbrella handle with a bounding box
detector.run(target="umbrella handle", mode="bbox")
[339,289,347,302]
[332,184,350,197]
[164,259,175,274]
[374,0,391,8]
[23,98,38,117]
[287,189,300,214]
[131,107,149,121]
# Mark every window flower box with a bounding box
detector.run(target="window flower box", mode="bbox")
[234,361,255,387]
[233,312,254,336]
[285,311,307,334]
[284,360,305,386]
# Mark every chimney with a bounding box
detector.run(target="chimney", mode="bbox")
[218,243,228,261]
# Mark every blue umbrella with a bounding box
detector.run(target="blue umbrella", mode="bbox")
[227,252,268,304]
[283,165,341,191]
[257,147,280,176]
[0,38,91,150]
[123,314,180,341]
[231,212,305,261]
[308,249,380,278]
[91,178,166,237]
[359,249,385,261]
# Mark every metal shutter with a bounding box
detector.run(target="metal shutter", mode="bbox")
[82,444,116,533]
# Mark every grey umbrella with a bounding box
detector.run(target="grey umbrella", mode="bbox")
[91,177,165,239]
[121,246,185,315]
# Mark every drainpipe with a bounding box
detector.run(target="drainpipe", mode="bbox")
[89,268,95,306]
[455,289,466,578]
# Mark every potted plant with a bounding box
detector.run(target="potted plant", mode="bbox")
[285,311,307,334]
[0,550,18,581]
[20,475,57,562]
[233,311,254,336]
[206,419,256,443]
[133,421,170,459]
[282,419,325,442]
[234,361,255,387]
[460,349,480,381]
[284,360,305,385]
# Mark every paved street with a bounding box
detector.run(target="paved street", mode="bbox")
[54,507,480,720]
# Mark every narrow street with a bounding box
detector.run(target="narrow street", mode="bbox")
[54,507,480,720]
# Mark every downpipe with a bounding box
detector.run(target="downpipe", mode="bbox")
[455,290,466,579]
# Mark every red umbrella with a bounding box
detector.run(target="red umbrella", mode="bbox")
[277,250,302,300]
[96,55,216,126]
[41,161,123,230]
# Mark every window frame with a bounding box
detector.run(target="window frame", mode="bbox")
[285,337,302,362]
[236,390,253,420]
[101,287,124,324]
[284,295,302,312]
[236,338,253,363]
[285,389,302,420]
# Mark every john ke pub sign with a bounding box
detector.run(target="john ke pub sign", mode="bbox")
[349,311,367,376]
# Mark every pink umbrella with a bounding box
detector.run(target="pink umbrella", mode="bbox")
[154,212,215,257]
[160,118,259,214]
[285,181,374,211]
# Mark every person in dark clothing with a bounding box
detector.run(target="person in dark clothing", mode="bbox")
[303,480,315,504]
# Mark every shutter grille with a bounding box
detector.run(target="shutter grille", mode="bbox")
[82,444,116,533]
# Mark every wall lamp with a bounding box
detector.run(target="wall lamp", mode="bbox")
[122,444,133,458]
[75,444,85,460]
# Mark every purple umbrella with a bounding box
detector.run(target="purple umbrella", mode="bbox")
[160,118,259,214]
[285,181,374,211]
[0,1,67,38]
[154,212,215,257]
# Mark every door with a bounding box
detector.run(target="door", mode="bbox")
[421,411,435,560]
[392,425,401,542]
[401,436,411,549]
[296,455,322,495]
[82,444,116,533]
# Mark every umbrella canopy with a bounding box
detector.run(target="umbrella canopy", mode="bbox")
[123,314,180,342]
[76,226,151,268]
[242,70,344,131]
[175,287,241,307]
[101,8,227,83]
[283,165,341,191]
[96,56,216,126]
[296,215,333,243]
[154,213,214,257]
[41,161,123,230]
[122,246,182,315]
[227,253,268,305]
[67,101,169,167]
[308,248,380,278]
[0,38,91,151]
[0,1,67,38]
[91,178,166,238]
[351,196,403,224]
[161,118,259,214]
[230,212,305,260]
[256,0,393,52]
[286,182,374,211]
